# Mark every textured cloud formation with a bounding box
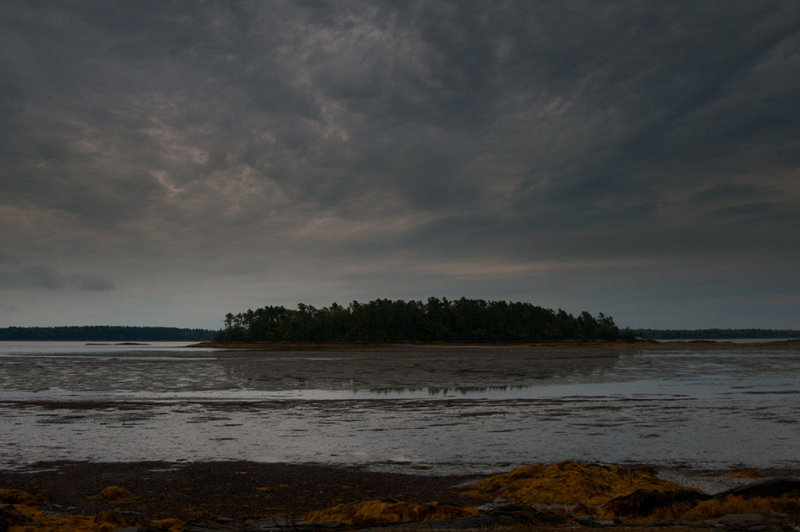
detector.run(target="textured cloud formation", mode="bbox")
[0,266,64,290]
[69,274,114,292]
[0,262,113,292]
[1,1,799,328]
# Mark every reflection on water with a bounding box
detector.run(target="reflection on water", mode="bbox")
[374,385,530,397]
[0,342,799,473]
[216,345,623,392]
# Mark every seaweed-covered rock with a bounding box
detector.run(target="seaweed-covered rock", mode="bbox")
[599,488,711,521]
[0,489,42,506]
[94,509,130,528]
[1,503,30,530]
[10,503,109,531]
[715,478,800,499]
[683,494,800,520]
[301,499,478,526]
[88,485,140,504]
[484,503,568,525]
[728,469,762,479]
[461,461,687,506]
[0,486,183,532]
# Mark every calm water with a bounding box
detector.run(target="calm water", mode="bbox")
[1,341,798,473]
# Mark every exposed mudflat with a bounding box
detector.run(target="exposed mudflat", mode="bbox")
[1,342,799,473]
[0,460,480,521]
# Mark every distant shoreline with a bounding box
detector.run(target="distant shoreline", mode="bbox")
[0,325,216,342]
[189,338,800,349]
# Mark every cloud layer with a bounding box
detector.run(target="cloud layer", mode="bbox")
[1,1,799,328]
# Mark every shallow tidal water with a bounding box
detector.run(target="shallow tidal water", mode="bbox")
[0,341,799,474]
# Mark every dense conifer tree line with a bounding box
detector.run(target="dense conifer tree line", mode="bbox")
[215,297,621,343]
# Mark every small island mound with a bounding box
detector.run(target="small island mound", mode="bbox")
[213,297,627,345]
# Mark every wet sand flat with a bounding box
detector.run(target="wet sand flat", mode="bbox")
[2,343,800,472]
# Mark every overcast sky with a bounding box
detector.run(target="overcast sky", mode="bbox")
[2,1,799,330]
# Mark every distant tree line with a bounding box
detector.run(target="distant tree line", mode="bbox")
[0,326,216,341]
[638,328,800,340]
[215,297,622,343]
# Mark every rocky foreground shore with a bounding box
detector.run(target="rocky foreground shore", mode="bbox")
[2,461,799,531]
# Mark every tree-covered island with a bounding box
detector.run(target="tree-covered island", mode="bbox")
[215,297,624,344]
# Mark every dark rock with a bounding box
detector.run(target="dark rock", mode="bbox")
[487,503,567,525]
[242,517,343,531]
[715,478,800,500]
[601,489,712,519]
[0,490,42,505]
[0,504,29,530]
[573,514,605,527]
[244,504,569,531]
[364,505,568,530]
[702,512,794,532]
[713,512,768,523]
[373,514,505,530]
[185,518,246,532]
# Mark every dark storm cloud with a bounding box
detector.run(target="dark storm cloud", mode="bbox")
[1,1,799,327]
